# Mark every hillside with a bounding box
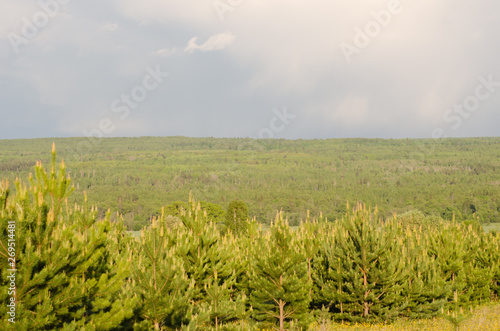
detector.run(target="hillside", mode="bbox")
[0,136,499,229]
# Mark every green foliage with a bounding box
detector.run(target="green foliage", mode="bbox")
[0,145,134,330]
[225,200,249,235]
[315,204,407,322]
[163,201,188,218]
[249,212,312,330]
[398,209,441,228]
[132,218,194,330]
[1,143,500,329]
[2,137,498,228]
[199,201,226,225]
[162,195,248,330]
[200,270,239,329]
[476,231,500,299]
[443,291,473,331]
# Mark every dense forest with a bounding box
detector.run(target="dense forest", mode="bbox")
[0,137,499,230]
[0,147,499,330]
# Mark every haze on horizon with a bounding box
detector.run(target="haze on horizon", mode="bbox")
[1,0,499,140]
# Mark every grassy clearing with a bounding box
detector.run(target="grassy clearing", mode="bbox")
[483,223,500,233]
[311,302,500,331]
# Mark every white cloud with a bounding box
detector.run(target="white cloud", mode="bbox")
[151,32,235,57]
[153,47,177,57]
[184,32,235,53]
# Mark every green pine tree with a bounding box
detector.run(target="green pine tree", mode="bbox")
[201,270,237,330]
[225,200,249,235]
[398,225,449,319]
[0,144,134,330]
[131,217,194,330]
[476,230,500,299]
[319,204,407,322]
[167,195,244,329]
[249,211,311,330]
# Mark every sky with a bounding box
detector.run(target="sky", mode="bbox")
[0,0,499,140]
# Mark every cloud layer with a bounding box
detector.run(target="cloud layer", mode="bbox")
[0,0,499,139]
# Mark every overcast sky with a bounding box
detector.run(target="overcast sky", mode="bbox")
[1,0,499,140]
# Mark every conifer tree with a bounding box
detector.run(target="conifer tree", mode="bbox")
[201,270,237,330]
[0,144,134,329]
[297,212,324,290]
[397,224,449,319]
[225,200,249,235]
[172,196,236,301]
[426,220,490,309]
[249,211,311,330]
[131,217,194,330]
[317,204,407,322]
[166,195,244,329]
[458,225,494,307]
[476,230,500,299]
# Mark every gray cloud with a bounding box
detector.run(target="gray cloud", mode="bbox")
[0,0,499,140]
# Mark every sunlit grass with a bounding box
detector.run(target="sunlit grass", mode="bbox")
[483,223,500,233]
[309,302,500,331]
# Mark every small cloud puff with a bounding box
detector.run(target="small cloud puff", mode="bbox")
[152,47,177,57]
[184,32,235,53]
[152,32,235,57]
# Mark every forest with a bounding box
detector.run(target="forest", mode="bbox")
[0,139,499,330]
[0,136,499,230]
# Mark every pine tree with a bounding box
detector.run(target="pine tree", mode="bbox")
[249,211,311,330]
[426,220,489,309]
[201,270,237,330]
[172,196,236,301]
[131,217,194,330]
[318,204,407,322]
[314,243,351,320]
[443,290,473,331]
[0,144,134,329]
[397,224,449,319]
[297,212,324,293]
[166,195,243,329]
[476,230,500,299]
[459,225,493,308]
[296,212,331,315]
[225,200,249,235]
